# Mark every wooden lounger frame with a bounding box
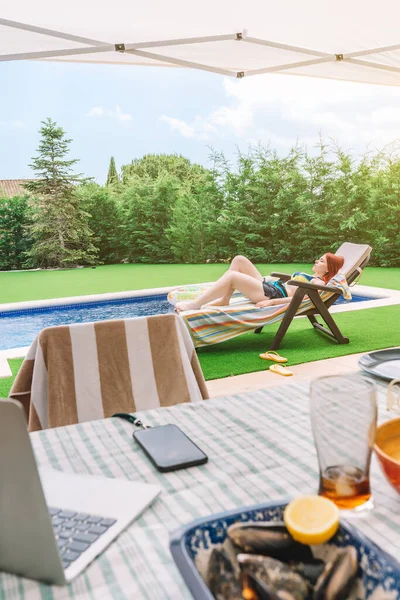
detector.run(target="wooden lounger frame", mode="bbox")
[254,254,371,350]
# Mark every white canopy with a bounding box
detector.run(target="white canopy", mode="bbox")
[2,0,400,85]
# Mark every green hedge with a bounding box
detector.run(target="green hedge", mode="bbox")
[1,144,399,270]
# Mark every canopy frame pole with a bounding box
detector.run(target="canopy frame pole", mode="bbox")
[244,55,334,77]
[346,57,400,74]
[0,19,237,50]
[344,43,400,59]
[0,45,115,62]
[124,33,239,50]
[0,25,239,64]
[243,36,329,58]
[124,47,237,77]
[0,17,105,46]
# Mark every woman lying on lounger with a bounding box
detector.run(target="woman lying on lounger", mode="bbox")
[174,253,345,313]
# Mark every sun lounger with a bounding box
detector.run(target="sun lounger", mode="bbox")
[178,243,372,349]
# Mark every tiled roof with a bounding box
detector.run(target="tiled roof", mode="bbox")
[0,179,34,198]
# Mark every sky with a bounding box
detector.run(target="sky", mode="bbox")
[2,60,400,184]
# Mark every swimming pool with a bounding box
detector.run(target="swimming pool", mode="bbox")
[0,293,378,351]
[0,295,173,351]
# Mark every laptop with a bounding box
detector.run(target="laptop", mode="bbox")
[0,399,161,585]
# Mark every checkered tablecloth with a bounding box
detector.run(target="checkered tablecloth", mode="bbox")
[0,380,399,599]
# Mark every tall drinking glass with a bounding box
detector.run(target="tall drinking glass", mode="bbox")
[310,374,377,511]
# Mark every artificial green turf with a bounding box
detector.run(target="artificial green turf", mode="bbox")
[1,264,399,304]
[0,358,23,398]
[358,267,400,290]
[197,304,400,380]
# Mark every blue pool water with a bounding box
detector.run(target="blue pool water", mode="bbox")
[0,295,173,351]
[335,294,372,305]
[0,293,376,351]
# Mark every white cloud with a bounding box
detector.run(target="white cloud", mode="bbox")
[160,116,197,138]
[222,75,400,149]
[209,105,253,135]
[360,106,400,126]
[87,106,105,117]
[87,104,133,122]
[160,104,252,141]
[160,73,400,152]
[111,105,133,122]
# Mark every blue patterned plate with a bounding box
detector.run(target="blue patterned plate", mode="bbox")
[170,500,400,600]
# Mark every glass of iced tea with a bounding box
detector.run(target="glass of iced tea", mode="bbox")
[310,374,377,511]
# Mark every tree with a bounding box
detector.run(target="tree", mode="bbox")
[214,145,308,262]
[0,195,33,270]
[167,171,224,263]
[24,118,97,268]
[77,183,124,263]
[120,154,219,263]
[121,173,179,263]
[121,153,206,184]
[106,156,119,185]
[5,136,397,270]
[367,147,400,266]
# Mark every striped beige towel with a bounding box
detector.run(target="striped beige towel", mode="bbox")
[9,313,209,432]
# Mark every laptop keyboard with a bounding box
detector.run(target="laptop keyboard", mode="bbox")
[49,507,116,569]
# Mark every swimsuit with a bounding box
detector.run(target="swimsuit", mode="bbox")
[262,278,288,299]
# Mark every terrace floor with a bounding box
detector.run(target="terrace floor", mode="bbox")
[207,351,365,397]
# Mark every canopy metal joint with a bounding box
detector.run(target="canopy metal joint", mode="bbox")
[335,53,344,61]
[236,32,243,41]
[115,43,126,52]
[236,71,245,78]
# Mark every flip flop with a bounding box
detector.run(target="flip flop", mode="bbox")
[259,351,288,363]
[269,364,293,377]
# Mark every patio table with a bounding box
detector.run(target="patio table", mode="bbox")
[0,379,399,599]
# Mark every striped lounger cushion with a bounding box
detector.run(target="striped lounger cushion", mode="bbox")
[177,292,334,348]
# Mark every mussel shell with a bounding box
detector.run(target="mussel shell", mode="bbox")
[237,553,310,600]
[221,538,241,575]
[206,548,242,600]
[227,521,313,562]
[313,547,358,600]
[241,571,281,600]
[290,559,326,585]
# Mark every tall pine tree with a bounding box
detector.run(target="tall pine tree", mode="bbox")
[24,118,97,268]
[106,156,119,185]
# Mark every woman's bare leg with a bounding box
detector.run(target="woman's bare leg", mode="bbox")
[228,255,263,280]
[175,271,265,312]
[203,296,229,307]
[205,255,264,307]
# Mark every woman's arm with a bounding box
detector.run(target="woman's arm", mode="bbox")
[255,297,292,308]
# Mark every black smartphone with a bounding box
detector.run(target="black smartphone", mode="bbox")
[133,424,208,472]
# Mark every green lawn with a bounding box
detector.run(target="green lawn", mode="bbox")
[1,264,399,304]
[198,304,400,379]
[0,359,23,398]
[0,264,399,395]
